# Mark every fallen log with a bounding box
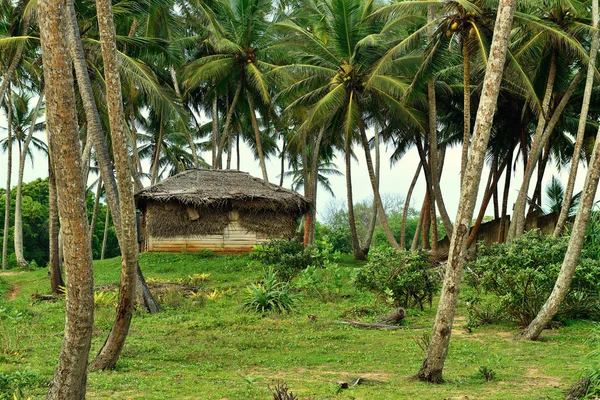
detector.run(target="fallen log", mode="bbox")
[31,293,57,302]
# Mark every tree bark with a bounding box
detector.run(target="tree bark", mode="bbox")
[303,127,325,245]
[39,0,95,395]
[170,66,199,168]
[554,0,599,237]
[14,93,44,269]
[412,198,426,251]
[460,36,471,185]
[519,106,600,341]
[2,88,12,270]
[422,191,431,250]
[89,0,141,370]
[279,139,286,187]
[358,119,400,249]
[48,155,64,293]
[416,0,516,382]
[151,112,164,185]
[211,94,218,168]
[401,163,421,249]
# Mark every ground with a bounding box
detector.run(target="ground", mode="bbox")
[0,252,591,399]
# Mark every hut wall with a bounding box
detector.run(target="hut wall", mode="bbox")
[143,204,293,253]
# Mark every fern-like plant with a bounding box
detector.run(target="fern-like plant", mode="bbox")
[242,268,297,314]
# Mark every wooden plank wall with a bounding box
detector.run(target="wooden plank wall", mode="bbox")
[146,211,269,253]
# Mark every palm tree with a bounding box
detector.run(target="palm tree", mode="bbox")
[274,0,427,250]
[416,0,517,382]
[39,0,94,395]
[1,86,12,270]
[0,88,46,269]
[183,0,278,181]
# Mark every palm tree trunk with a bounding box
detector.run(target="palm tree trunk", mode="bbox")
[247,95,268,181]
[346,140,363,259]
[412,198,426,251]
[498,147,513,243]
[466,153,509,248]
[39,0,94,394]
[492,157,500,219]
[14,93,44,269]
[212,94,218,168]
[401,163,421,249]
[358,119,400,250]
[361,122,380,254]
[89,178,102,244]
[508,69,584,239]
[304,127,325,245]
[279,139,286,187]
[422,192,431,250]
[226,131,232,169]
[48,154,65,292]
[460,37,471,185]
[101,209,109,260]
[2,88,12,270]
[80,126,93,183]
[236,133,241,170]
[151,113,164,185]
[508,53,557,238]
[416,0,516,381]
[554,2,599,237]
[89,0,142,370]
[215,83,242,169]
[519,95,600,341]
[528,143,551,216]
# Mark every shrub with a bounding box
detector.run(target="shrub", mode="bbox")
[466,231,600,326]
[295,262,345,301]
[242,267,297,314]
[251,239,331,281]
[0,371,41,400]
[353,247,439,309]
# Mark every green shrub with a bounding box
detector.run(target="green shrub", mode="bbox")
[251,239,332,281]
[353,247,439,309]
[0,371,41,399]
[295,262,345,301]
[466,231,600,326]
[242,267,297,314]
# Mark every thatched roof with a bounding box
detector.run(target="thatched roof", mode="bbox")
[135,169,310,215]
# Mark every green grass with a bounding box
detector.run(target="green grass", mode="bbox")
[0,252,593,399]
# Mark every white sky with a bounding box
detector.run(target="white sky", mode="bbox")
[1,103,596,225]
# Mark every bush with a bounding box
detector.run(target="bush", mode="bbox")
[0,371,41,399]
[466,231,600,326]
[242,267,297,314]
[353,247,439,309]
[251,239,331,281]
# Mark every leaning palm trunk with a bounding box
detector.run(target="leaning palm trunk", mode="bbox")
[416,0,516,382]
[151,114,164,185]
[39,0,95,394]
[554,3,599,237]
[66,0,159,314]
[90,179,103,243]
[14,93,44,269]
[346,141,363,259]
[498,147,513,242]
[401,163,421,249]
[2,89,12,270]
[215,83,242,169]
[412,198,426,251]
[211,93,219,168]
[360,123,380,255]
[508,54,557,239]
[519,104,600,341]
[248,95,269,181]
[170,67,199,168]
[460,38,471,185]
[48,153,65,293]
[359,121,401,250]
[308,127,325,244]
[89,0,142,370]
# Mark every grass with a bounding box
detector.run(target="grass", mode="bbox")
[0,251,593,399]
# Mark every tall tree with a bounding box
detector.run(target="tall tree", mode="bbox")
[88,0,141,370]
[416,0,517,382]
[1,86,12,270]
[38,0,95,395]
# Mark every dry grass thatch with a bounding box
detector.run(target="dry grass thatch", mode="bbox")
[135,169,310,215]
[146,203,229,238]
[238,209,297,237]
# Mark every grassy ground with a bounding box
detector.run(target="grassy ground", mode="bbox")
[0,252,592,399]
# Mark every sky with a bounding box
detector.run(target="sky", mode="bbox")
[1,103,596,227]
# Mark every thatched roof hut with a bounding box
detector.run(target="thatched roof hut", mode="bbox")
[135,169,310,253]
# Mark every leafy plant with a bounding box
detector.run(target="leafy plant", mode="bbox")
[94,290,118,309]
[295,263,345,301]
[478,366,496,382]
[0,371,41,400]
[269,382,298,400]
[0,308,23,356]
[242,268,297,314]
[251,239,329,281]
[354,247,439,309]
[466,231,600,326]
